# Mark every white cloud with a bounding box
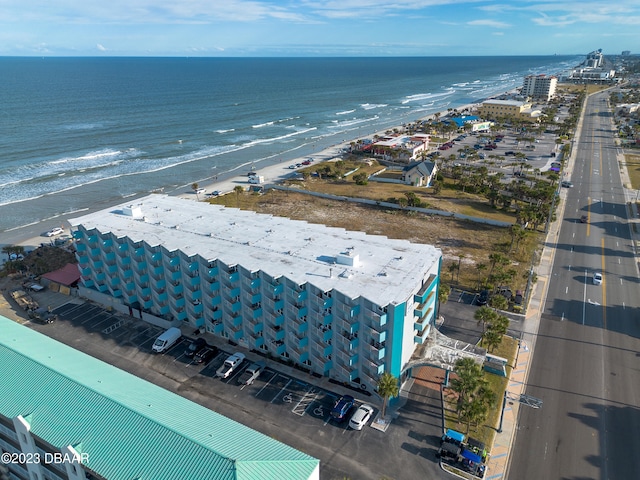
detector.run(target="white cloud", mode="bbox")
[467,19,512,28]
[96,43,107,51]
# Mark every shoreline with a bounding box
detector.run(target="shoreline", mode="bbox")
[1,99,487,258]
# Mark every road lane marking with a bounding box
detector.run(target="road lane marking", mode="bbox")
[601,238,607,330]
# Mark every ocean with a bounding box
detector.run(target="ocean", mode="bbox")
[0,56,580,234]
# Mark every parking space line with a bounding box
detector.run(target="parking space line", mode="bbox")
[270,378,292,404]
[255,370,278,397]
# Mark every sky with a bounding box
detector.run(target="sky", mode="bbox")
[0,0,638,57]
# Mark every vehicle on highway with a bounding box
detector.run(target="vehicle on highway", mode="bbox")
[348,404,374,430]
[237,361,265,385]
[194,188,206,194]
[184,337,208,358]
[476,290,489,306]
[331,395,355,422]
[45,227,64,237]
[194,345,219,364]
[152,327,182,353]
[561,181,574,188]
[216,352,245,378]
[580,215,588,223]
[593,272,603,285]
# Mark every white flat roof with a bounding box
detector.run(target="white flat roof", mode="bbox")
[70,195,441,306]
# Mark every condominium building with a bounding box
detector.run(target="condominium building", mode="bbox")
[522,74,557,101]
[69,195,441,390]
[0,315,319,480]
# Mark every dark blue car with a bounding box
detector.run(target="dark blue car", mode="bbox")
[331,395,355,422]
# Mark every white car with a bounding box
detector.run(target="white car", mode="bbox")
[593,272,603,285]
[194,188,206,194]
[348,404,374,430]
[45,227,64,237]
[216,352,245,378]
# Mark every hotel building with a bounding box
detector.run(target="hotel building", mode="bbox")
[69,195,441,390]
[522,74,557,101]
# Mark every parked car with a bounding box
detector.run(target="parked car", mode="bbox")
[348,404,374,430]
[561,181,573,188]
[505,151,515,156]
[185,337,208,358]
[194,345,219,364]
[45,227,64,237]
[514,290,524,306]
[477,290,489,306]
[216,352,246,378]
[237,361,265,385]
[331,395,355,422]
[593,272,603,285]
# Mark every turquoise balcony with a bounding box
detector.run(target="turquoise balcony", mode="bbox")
[414,326,430,344]
[76,244,87,253]
[233,315,243,328]
[172,284,183,295]
[212,309,223,321]
[276,344,286,356]
[117,243,128,252]
[158,292,168,303]
[113,289,122,298]
[229,272,240,283]
[169,257,180,267]
[153,266,164,277]
[102,239,113,248]
[141,287,151,297]
[92,260,103,270]
[123,269,133,279]
[300,351,309,363]
[120,257,131,266]
[210,281,220,292]
[174,297,185,308]
[214,323,225,334]
[297,290,307,302]
[323,329,332,343]
[233,329,243,341]
[297,322,308,335]
[253,323,264,334]
[193,303,204,315]
[151,252,162,263]
[231,287,241,298]
[252,308,262,319]
[274,315,285,326]
[323,344,333,357]
[275,328,285,341]
[176,310,187,321]
[414,274,437,303]
[134,247,145,258]
[297,306,308,318]
[351,305,360,316]
[98,284,108,293]
[81,267,92,277]
[323,298,333,309]
[107,264,118,274]
[191,290,202,301]
[414,302,431,318]
[189,276,200,287]
[105,252,116,262]
[72,230,84,239]
[188,261,199,272]
[211,295,221,307]
[273,283,284,296]
[208,267,219,277]
[414,316,430,331]
[349,337,359,350]
[96,272,106,282]
[83,279,94,288]
[251,293,261,304]
[250,278,261,289]
[139,274,149,284]
[322,314,333,326]
[254,336,264,348]
[231,301,242,313]
[275,299,284,311]
[299,337,309,348]
[349,354,359,366]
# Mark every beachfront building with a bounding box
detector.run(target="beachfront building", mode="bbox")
[0,315,320,480]
[522,74,558,101]
[69,195,442,391]
[401,160,437,187]
[478,99,539,122]
[370,134,429,162]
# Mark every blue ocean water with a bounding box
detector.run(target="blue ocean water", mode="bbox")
[0,56,579,233]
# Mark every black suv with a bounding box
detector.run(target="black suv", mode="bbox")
[185,337,208,358]
[194,345,219,365]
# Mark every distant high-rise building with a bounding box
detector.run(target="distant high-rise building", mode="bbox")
[621,51,631,56]
[522,74,558,102]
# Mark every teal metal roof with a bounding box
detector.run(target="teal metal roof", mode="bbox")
[0,316,319,480]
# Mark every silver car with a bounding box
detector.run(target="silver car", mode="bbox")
[348,404,374,430]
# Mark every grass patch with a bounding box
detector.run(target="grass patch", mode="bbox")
[443,335,519,450]
[623,154,640,190]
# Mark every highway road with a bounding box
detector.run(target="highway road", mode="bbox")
[509,91,640,479]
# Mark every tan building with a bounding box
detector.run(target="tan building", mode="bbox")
[478,100,533,121]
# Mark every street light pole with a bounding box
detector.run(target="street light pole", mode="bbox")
[497,390,508,434]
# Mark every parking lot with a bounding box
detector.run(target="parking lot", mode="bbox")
[24,300,449,480]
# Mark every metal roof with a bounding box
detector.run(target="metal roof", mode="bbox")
[0,316,319,480]
[69,194,441,306]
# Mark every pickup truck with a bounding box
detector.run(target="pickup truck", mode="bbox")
[216,352,246,378]
[237,361,265,385]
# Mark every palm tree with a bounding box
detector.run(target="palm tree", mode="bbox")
[438,284,451,316]
[377,372,399,418]
[233,186,244,207]
[474,306,496,335]
[475,263,487,289]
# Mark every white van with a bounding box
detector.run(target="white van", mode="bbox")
[152,327,182,353]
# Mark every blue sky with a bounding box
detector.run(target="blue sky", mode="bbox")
[1,0,638,56]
